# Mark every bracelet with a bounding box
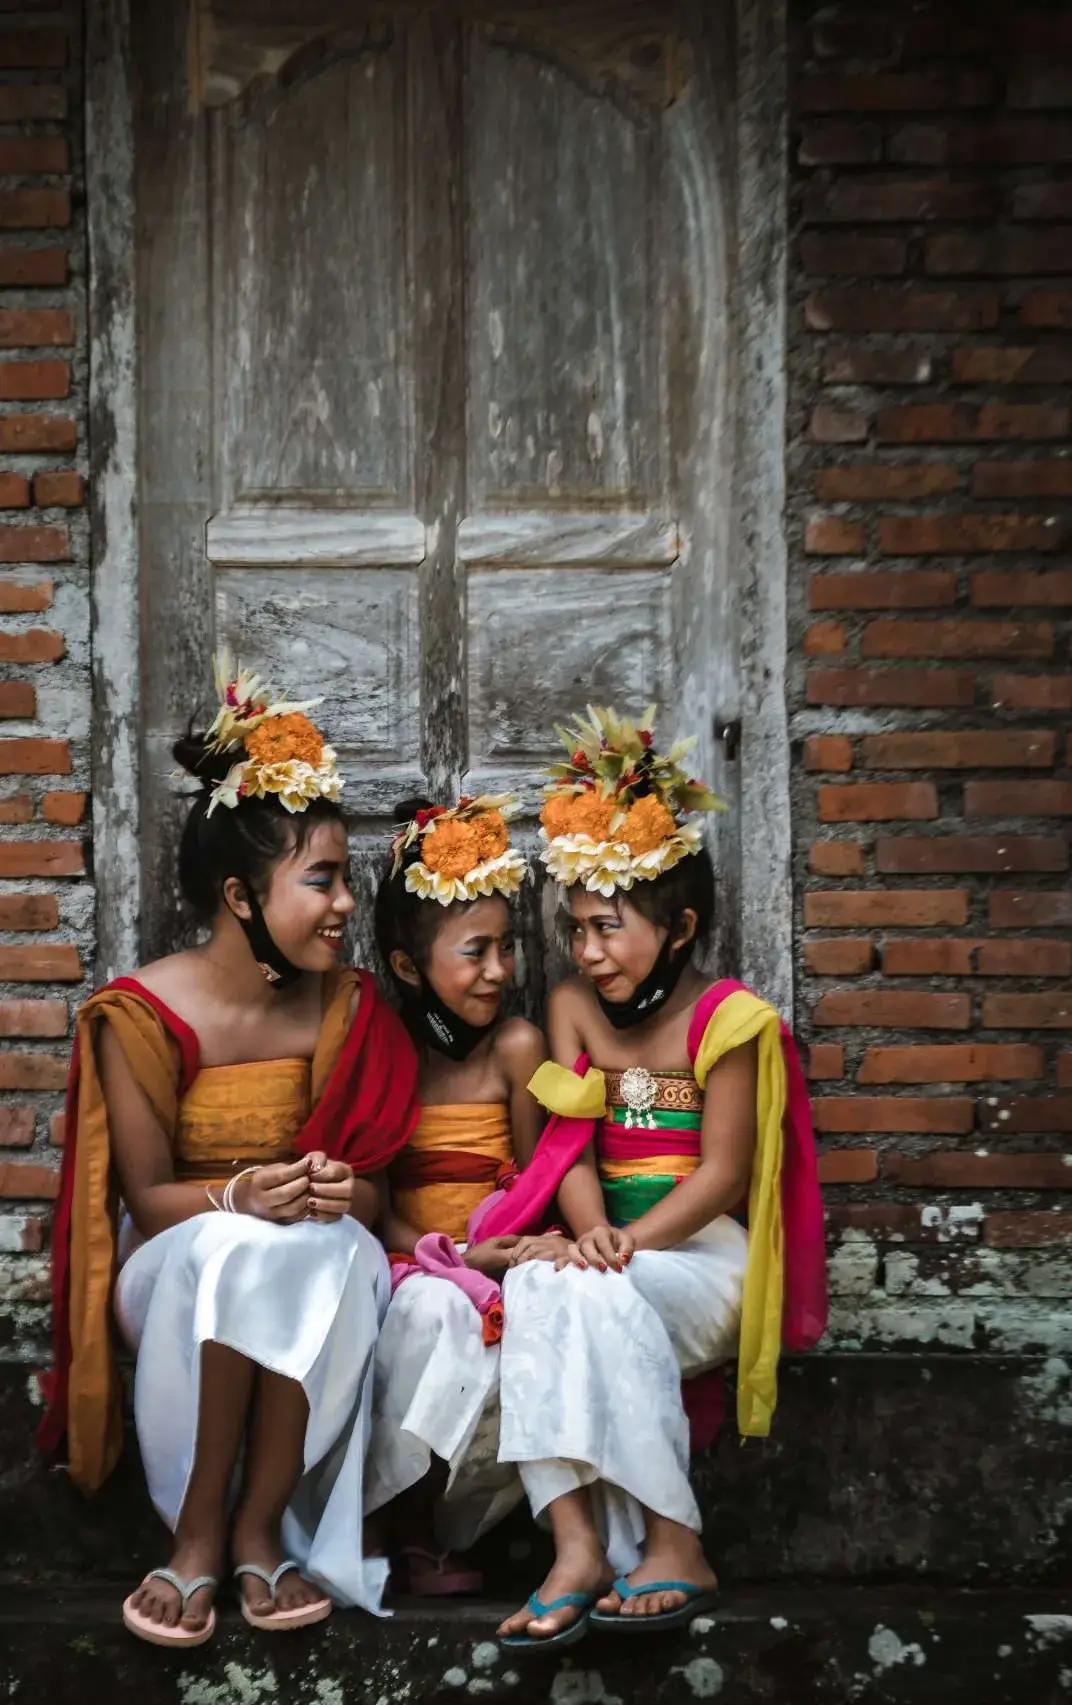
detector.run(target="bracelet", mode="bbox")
[205,1185,224,1213]
[221,1165,261,1215]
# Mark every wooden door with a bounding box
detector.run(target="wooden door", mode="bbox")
[135,3,740,1006]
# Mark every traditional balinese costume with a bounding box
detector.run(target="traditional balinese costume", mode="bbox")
[363,799,531,1559]
[38,656,420,1620]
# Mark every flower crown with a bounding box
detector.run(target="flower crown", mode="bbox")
[538,705,724,897]
[390,795,528,906]
[202,649,343,817]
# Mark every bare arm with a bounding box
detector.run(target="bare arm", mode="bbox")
[547,981,608,1238]
[498,1018,548,1169]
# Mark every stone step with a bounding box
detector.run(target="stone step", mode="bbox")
[0,1584,1069,1704]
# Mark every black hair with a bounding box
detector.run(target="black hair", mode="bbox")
[173,729,347,921]
[373,798,462,984]
[612,844,715,954]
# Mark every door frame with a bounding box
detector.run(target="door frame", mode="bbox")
[85,0,795,1019]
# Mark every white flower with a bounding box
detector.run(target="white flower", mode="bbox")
[404,848,528,908]
[540,815,707,894]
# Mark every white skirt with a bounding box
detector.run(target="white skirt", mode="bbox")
[114,1211,391,1615]
[364,1270,525,1551]
[497,1216,748,1576]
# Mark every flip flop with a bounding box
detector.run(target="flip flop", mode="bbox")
[234,1560,332,1632]
[499,1590,598,1651]
[122,1568,218,1648]
[589,1576,719,1632]
[395,1545,484,1597]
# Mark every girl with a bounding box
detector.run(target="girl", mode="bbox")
[492,707,826,1648]
[38,655,419,1646]
[363,797,546,1592]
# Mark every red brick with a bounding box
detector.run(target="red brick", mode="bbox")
[989,892,1072,928]
[818,782,938,823]
[0,525,67,563]
[805,518,864,556]
[972,571,1072,607]
[0,577,49,610]
[983,994,1072,1030]
[41,790,85,825]
[0,248,66,287]
[859,1044,1045,1084]
[0,737,70,774]
[0,473,30,509]
[806,289,998,333]
[826,1204,927,1238]
[0,1052,67,1091]
[876,836,1067,874]
[983,1213,1072,1247]
[799,73,996,113]
[1017,15,1072,50]
[805,180,997,224]
[955,347,1072,384]
[862,730,1054,770]
[1009,68,1072,109]
[816,1149,879,1184]
[0,86,65,121]
[814,990,971,1029]
[0,360,68,401]
[992,675,1072,711]
[877,403,1070,444]
[804,734,853,773]
[813,1097,975,1136]
[0,792,30,823]
[0,944,80,982]
[820,349,933,387]
[0,189,68,229]
[888,118,1072,166]
[804,620,847,656]
[816,465,961,509]
[0,1108,33,1148]
[0,841,82,877]
[810,403,869,443]
[862,620,1053,660]
[34,471,82,508]
[0,894,58,932]
[1013,182,1072,219]
[0,309,72,350]
[801,234,906,276]
[811,15,898,58]
[810,571,956,610]
[1020,291,1072,328]
[804,890,970,928]
[49,1111,64,1148]
[0,1161,59,1199]
[807,666,975,708]
[0,628,63,663]
[804,938,876,976]
[879,515,1065,555]
[0,136,67,174]
[884,1152,1070,1188]
[0,28,66,66]
[973,461,1072,499]
[966,781,1072,817]
[0,416,75,452]
[1061,1054,1072,1089]
[883,939,975,977]
[808,1043,845,1081]
[977,939,1072,976]
[928,230,1072,276]
[0,999,66,1037]
[798,121,883,166]
[808,841,866,876]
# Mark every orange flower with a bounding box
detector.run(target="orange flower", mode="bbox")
[421,817,482,879]
[244,711,325,769]
[541,791,615,844]
[472,809,509,862]
[620,795,676,855]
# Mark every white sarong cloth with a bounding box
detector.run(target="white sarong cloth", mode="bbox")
[114,1210,391,1615]
[497,1216,748,1576]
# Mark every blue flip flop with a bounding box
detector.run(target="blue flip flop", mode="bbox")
[589,1576,719,1632]
[499,1590,598,1650]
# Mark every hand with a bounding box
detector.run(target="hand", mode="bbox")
[575,1223,635,1273]
[508,1234,573,1268]
[236,1157,312,1224]
[304,1151,355,1224]
[463,1235,520,1278]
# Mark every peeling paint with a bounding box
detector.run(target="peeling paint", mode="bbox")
[470,1642,499,1671]
[548,1672,622,1705]
[1025,1614,1072,1650]
[671,1656,724,1698]
[868,1627,926,1672]
[441,1671,467,1690]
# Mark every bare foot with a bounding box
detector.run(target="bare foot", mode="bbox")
[126,1528,222,1634]
[596,1528,717,1620]
[497,1537,613,1642]
[231,1514,327,1617]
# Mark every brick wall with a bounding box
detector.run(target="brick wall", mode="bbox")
[0,5,87,1349]
[791,0,1071,1342]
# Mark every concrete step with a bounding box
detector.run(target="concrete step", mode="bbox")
[0,1584,1069,1704]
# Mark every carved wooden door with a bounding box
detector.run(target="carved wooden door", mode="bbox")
[136,3,740,1004]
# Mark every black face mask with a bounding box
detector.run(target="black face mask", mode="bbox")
[597,929,690,1031]
[402,976,491,1061]
[234,888,303,992]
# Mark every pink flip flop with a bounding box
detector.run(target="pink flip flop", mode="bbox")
[395,1545,484,1597]
[122,1569,218,1647]
[234,1560,332,1631]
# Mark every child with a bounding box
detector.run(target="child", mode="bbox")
[364,796,546,1593]
[493,707,826,1648]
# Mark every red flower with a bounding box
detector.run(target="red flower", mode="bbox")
[640,729,654,748]
[415,805,446,830]
[571,750,590,770]
[481,1302,505,1346]
[458,795,473,809]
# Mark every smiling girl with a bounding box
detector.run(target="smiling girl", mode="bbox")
[363,798,545,1594]
[38,656,418,1646]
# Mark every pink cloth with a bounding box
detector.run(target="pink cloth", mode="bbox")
[466,1054,595,1243]
[389,1232,505,1344]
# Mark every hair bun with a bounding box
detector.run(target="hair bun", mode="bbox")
[392,795,433,825]
[172,727,233,788]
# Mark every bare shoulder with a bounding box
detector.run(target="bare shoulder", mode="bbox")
[124,950,200,1003]
[547,976,594,1022]
[494,1015,547,1082]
